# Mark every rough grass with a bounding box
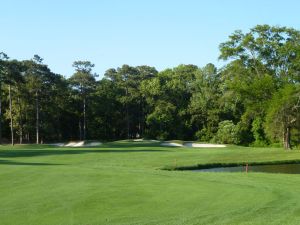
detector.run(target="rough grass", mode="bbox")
[1,142,300,224]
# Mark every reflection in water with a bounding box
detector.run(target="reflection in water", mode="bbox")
[194,164,300,174]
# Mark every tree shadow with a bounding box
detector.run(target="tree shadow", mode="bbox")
[0,149,169,158]
[0,159,64,166]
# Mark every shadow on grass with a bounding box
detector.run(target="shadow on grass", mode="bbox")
[0,149,169,158]
[0,159,64,166]
[163,160,300,171]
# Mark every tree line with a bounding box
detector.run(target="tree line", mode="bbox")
[0,25,299,149]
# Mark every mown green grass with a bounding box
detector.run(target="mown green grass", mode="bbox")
[1,142,300,225]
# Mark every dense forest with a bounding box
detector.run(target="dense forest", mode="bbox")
[0,25,299,149]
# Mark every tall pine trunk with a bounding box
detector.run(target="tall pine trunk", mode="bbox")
[0,81,2,144]
[125,87,129,139]
[83,97,86,140]
[17,96,23,144]
[126,103,129,139]
[79,120,82,140]
[138,98,141,138]
[9,84,14,146]
[19,127,23,144]
[36,90,39,144]
[283,126,291,150]
[139,97,145,138]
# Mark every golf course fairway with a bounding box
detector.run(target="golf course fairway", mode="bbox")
[1,141,300,225]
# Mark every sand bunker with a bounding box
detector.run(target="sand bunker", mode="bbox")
[161,142,183,147]
[133,139,160,142]
[50,141,102,147]
[184,143,226,148]
[161,142,226,148]
[73,141,85,147]
[133,139,144,142]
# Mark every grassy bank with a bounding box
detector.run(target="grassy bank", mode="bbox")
[1,142,300,224]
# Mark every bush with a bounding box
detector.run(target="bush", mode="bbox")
[195,128,213,142]
[251,117,268,146]
[214,120,240,144]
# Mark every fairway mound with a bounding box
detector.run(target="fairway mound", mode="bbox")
[161,142,183,147]
[48,143,65,147]
[184,143,226,148]
[133,139,160,142]
[63,141,102,147]
[149,139,160,142]
[85,142,102,147]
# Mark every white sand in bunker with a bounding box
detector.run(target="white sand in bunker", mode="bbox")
[161,142,183,147]
[161,142,226,148]
[50,141,102,147]
[184,143,226,148]
[65,142,78,147]
[132,139,160,142]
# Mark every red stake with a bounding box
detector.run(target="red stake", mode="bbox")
[246,163,248,173]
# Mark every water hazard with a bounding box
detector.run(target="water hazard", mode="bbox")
[194,164,300,174]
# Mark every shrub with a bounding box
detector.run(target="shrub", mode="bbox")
[251,117,268,146]
[195,128,213,142]
[214,120,240,144]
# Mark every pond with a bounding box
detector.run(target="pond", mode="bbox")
[194,164,300,174]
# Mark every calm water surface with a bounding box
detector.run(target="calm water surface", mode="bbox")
[194,164,300,174]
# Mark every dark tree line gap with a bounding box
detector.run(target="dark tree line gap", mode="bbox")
[0,25,299,149]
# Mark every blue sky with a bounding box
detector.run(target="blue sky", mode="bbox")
[1,0,299,77]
